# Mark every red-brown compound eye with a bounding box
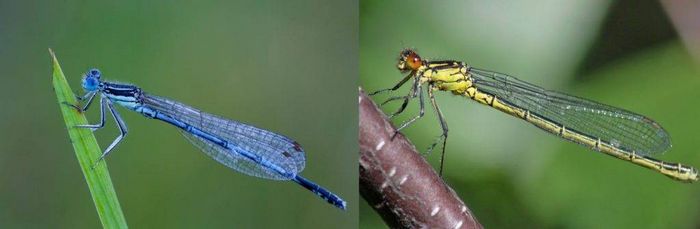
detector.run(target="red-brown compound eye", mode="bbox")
[403,50,423,71]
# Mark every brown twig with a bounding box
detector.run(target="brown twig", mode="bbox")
[359,88,482,229]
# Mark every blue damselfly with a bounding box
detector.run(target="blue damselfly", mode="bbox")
[66,69,346,209]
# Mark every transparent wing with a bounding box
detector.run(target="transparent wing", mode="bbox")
[468,67,670,155]
[142,94,305,180]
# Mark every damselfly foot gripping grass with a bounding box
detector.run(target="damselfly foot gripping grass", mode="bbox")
[371,49,698,183]
[67,69,347,210]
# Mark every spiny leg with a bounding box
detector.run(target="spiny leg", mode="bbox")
[380,92,418,118]
[380,95,413,106]
[62,91,97,113]
[379,77,417,105]
[386,77,421,119]
[93,99,128,167]
[426,86,449,176]
[78,91,98,111]
[75,96,107,131]
[393,84,425,139]
[369,73,414,95]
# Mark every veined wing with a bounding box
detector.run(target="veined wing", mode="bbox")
[142,94,305,180]
[468,67,670,155]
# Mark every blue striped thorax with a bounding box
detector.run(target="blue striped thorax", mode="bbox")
[81,68,143,110]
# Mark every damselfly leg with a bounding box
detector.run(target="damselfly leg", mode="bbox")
[371,74,452,176]
[369,73,414,96]
[426,85,449,175]
[74,96,107,130]
[67,93,129,167]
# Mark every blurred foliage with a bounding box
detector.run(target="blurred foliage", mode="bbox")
[0,1,357,228]
[361,0,700,228]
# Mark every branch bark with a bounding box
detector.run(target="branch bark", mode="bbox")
[359,88,482,229]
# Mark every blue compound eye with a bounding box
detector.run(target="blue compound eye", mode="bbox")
[89,68,101,79]
[82,69,101,91]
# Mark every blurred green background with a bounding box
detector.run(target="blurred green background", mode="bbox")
[0,1,357,228]
[361,0,700,228]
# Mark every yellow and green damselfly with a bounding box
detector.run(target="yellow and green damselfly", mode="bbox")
[371,49,698,183]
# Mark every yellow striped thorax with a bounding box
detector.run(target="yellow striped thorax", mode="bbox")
[397,49,474,95]
[421,62,472,95]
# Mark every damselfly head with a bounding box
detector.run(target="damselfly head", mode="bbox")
[397,49,423,72]
[82,68,102,92]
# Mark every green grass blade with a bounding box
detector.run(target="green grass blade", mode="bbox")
[50,48,128,229]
